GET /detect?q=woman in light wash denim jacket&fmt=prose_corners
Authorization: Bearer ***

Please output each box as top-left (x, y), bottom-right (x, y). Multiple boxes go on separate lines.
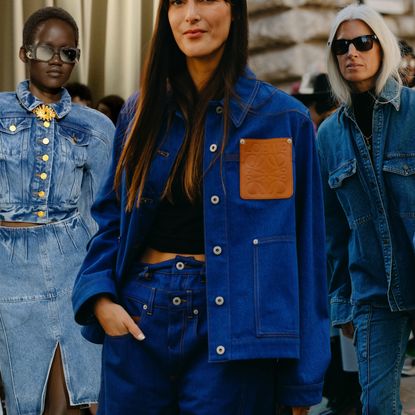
top-left (0, 7), bottom-right (114, 415)
top-left (318, 4), bottom-right (415, 414)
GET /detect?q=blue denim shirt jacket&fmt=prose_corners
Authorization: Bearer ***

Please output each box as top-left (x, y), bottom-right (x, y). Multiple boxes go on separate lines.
top-left (0, 80), bottom-right (114, 228)
top-left (72, 69), bottom-right (330, 406)
top-left (317, 78), bottom-right (415, 327)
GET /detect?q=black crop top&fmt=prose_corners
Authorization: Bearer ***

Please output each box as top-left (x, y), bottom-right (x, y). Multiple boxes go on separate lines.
top-left (146, 160), bottom-right (204, 254)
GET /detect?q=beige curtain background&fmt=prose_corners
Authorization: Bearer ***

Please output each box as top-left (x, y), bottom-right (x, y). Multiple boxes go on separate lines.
top-left (0, 0), bottom-right (159, 102)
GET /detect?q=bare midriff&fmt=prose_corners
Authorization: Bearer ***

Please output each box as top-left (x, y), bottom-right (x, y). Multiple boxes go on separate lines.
top-left (0, 221), bottom-right (42, 227)
top-left (140, 247), bottom-right (205, 264)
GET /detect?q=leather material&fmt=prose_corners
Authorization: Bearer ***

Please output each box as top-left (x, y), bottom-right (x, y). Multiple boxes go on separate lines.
top-left (240, 138), bottom-right (293, 199)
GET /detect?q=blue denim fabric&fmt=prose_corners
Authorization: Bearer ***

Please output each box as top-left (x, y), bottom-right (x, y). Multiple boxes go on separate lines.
top-left (317, 79), bottom-right (415, 325)
top-left (73, 69), bottom-right (330, 406)
top-left (0, 80), bottom-right (114, 226)
top-left (0, 215), bottom-right (102, 415)
top-left (0, 82), bottom-right (114, 415)
top-left (99, 256), bottom-right (276, 415)
top-left (352, 305), bottom-right (412, 415)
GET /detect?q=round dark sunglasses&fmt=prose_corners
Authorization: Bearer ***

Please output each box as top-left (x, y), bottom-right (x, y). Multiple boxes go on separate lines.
top-left (25, 44), bottom-right (80, 64)
top-left (330, 35), bottom-right (378, 56)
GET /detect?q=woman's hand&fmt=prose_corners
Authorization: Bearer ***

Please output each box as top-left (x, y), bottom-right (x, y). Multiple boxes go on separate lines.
top-left (341, 321), bottom-right (355, 339)
top-left (292, 407), bottom-right (309, 415)
top-left (94, 296), bottom-right (145, 341)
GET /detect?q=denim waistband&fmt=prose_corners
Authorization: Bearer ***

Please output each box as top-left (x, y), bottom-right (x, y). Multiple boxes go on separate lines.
top-left (129, 255), bottom-right (206, 277)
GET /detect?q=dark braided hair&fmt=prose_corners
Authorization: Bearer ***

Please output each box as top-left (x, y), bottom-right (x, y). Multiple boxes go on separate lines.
top-left (23, 7), bottom-right (79, 48)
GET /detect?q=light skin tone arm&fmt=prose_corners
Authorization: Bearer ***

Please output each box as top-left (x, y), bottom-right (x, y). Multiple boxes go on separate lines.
top-left (292, 407), bottom-right (309, 414)
top-left (94, 296), bottom-right (146, 341)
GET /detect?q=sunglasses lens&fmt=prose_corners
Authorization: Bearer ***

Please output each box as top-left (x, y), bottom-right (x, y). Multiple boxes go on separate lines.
top-left (355, 36), bottom-right (373, 51)
top-left (333, 40), bottom-right (349, 55)
top-left (60, 48), bottom-right (79, 63)
top-left (35, 45), bottom-right (54, 62)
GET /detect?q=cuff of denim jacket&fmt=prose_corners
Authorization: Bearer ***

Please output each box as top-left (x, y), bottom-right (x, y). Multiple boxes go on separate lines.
top-left (276, 381), bottom-right (324, 407)
top-left (330, 299), bottom-right (353, 328)
top-left (73, 278), bottom-right (117, 325)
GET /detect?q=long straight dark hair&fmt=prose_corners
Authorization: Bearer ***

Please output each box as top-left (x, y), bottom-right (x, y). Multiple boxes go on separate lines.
top-left (115, 0), bottom-right (248, 211)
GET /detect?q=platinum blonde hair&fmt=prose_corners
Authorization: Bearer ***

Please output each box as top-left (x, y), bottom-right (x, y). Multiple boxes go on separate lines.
top-left (327, 4), bottom-right (401, 106)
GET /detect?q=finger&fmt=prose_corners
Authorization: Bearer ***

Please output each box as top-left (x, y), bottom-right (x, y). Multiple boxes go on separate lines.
top-left (125, 316), bottom-right (146, 341)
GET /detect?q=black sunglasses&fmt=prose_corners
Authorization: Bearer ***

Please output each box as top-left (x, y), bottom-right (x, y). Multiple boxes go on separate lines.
top-left (331, 35), bottom-right (379, 56)
top-left (26, 44), bottom-right (80, 64)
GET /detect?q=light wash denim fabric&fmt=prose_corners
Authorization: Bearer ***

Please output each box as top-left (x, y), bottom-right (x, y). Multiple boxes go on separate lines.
top-left (317, 78), bottom-right (415, 413)
top-left (352, 305), bottom-right (412, 415)
top-left (0, 81), bottom-right (114, 415)
top-left (99, 256), bottom-right (277, 415)
top-left (317, 78), bottom-right (415, 325)
top-left (73, 69), bottom-right (330, 407)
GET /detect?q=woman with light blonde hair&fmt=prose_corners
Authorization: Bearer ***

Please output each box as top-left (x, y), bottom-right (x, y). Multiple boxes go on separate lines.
top-left (318, 4), bottom-right (415, 414)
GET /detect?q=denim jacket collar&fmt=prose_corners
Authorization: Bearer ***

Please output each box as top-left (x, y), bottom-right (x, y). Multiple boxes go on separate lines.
top-left (341, 77), bottom-right (401, 120)
top-left (172, 67), bottom-right (260, 128)
top-left (16, 80), bottom-right (72, 119)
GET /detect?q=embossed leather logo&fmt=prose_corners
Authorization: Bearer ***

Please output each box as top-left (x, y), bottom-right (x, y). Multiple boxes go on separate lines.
top-left (240, 138), bottom-right (293, 199)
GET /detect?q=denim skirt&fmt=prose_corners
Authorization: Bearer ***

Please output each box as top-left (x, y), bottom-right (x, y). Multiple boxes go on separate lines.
top-left (0, 214), bottom-right (101, 415)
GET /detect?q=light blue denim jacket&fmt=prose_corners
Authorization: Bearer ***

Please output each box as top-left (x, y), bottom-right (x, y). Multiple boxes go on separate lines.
top-left (317, 78), bottom-right (415, 327)
top-left (0, 80), bottom-right (114, 228)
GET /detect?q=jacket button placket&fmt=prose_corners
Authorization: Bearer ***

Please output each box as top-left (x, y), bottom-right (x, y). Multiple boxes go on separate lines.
top-left (32, 119), bottom-right (54, 220)
top-left (203, 108), bottom-right (230, 361)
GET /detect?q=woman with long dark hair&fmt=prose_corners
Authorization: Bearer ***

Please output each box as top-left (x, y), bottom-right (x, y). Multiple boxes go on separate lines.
top-left (73, 1), bottom-right (329, 414)
top-left (0, 7), bottom-right (114, 415)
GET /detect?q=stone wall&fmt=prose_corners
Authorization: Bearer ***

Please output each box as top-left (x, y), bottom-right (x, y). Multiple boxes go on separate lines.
top-left (247, 0), bottom-right (415, 91)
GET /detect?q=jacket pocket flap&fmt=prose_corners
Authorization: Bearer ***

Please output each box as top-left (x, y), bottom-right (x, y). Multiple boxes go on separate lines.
top-left (328, 159), bottom-right (357, 189)
top-left (0, 118), bottom-right (31, 134)
top-left (383, 157), bottom-right (415, 176)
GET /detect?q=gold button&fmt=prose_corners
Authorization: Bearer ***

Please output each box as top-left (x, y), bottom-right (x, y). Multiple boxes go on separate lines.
top-left (37, 211), bottom-right (45, 218)
top-left (43, 121), bottom-right (50, 128)
top-left (42, 155), bottom-right (49, 161)
top-left (40, 173), bottom-right (47, 180)
top-left (42, 138), bottom-right (50, 145)
top-left (9, 125), bottom-right (16, 132)
top-left (38, 191), bottom-right (45, 198)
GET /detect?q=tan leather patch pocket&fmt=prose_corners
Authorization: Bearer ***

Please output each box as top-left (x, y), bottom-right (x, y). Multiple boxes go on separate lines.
top-left (240, 138), bottom-right (293, 200)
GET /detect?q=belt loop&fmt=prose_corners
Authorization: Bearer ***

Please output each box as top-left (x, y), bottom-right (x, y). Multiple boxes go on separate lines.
top-left (186, 289), bottom-right (193, 319)
top-left (146, 287), bottom-right (156, 316)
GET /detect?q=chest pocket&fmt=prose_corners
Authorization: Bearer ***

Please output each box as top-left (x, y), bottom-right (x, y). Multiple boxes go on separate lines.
top-left (54, 126), bottom-right (90, 205)
top-left (58, 126), bottom-right (90, 166)
top-left (0, 118), bottom-right (31, 157)
top-left (328, 159), bottom-right (372, 228)
top-left (383, 155), bottom-right (415, 215)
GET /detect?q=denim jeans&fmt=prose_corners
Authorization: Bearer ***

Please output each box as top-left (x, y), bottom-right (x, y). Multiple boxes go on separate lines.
top-left (98, 256), bottom-right (277, 415)
top-left (352, 304), bottom-right (412, 415)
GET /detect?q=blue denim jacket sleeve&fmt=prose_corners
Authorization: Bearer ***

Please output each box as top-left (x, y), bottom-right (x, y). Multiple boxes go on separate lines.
top-left (317, 121), bottom-right (353, 327)
top-left (72, 93), bottom-right (138, 330)
top-left (276, 117), bottom-right (331, 406)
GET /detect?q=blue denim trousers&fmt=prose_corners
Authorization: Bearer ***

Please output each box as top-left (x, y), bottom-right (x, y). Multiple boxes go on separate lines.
top-left (352, 304), bottom-right (412, 415)
top-left (98, 256), bottom-right (277, 415)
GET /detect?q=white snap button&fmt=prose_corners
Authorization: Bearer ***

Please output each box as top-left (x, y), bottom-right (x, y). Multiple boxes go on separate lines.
top-left (211, 195), bottom-right (220, 204)
top-left (216, 345), bottom-right (225, 355)
top-left (215, 296), bottom-right (224, 306)
top-left (176, 262), bottom-right (185, 270)
top-left (193, 309), bottom-right (199, 315)
top-left (42, 138), bottom-right (50, 145)
top-left (143, 304), bottom-right (148, 310)
top-left (209, 144), bottom-right (217, 153)
top-left (172, 297), bottom-right (181, 306)
top-left (213, 246), bottom-right (222, 255)
top-left (216, 106), bottom-right (223, 114)
top-left (253, 239), bottom-right (259, 245)
top-left (287, 138), bottom-right (292, 144)
top-left (9, 125), bottom-right (16, 132)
